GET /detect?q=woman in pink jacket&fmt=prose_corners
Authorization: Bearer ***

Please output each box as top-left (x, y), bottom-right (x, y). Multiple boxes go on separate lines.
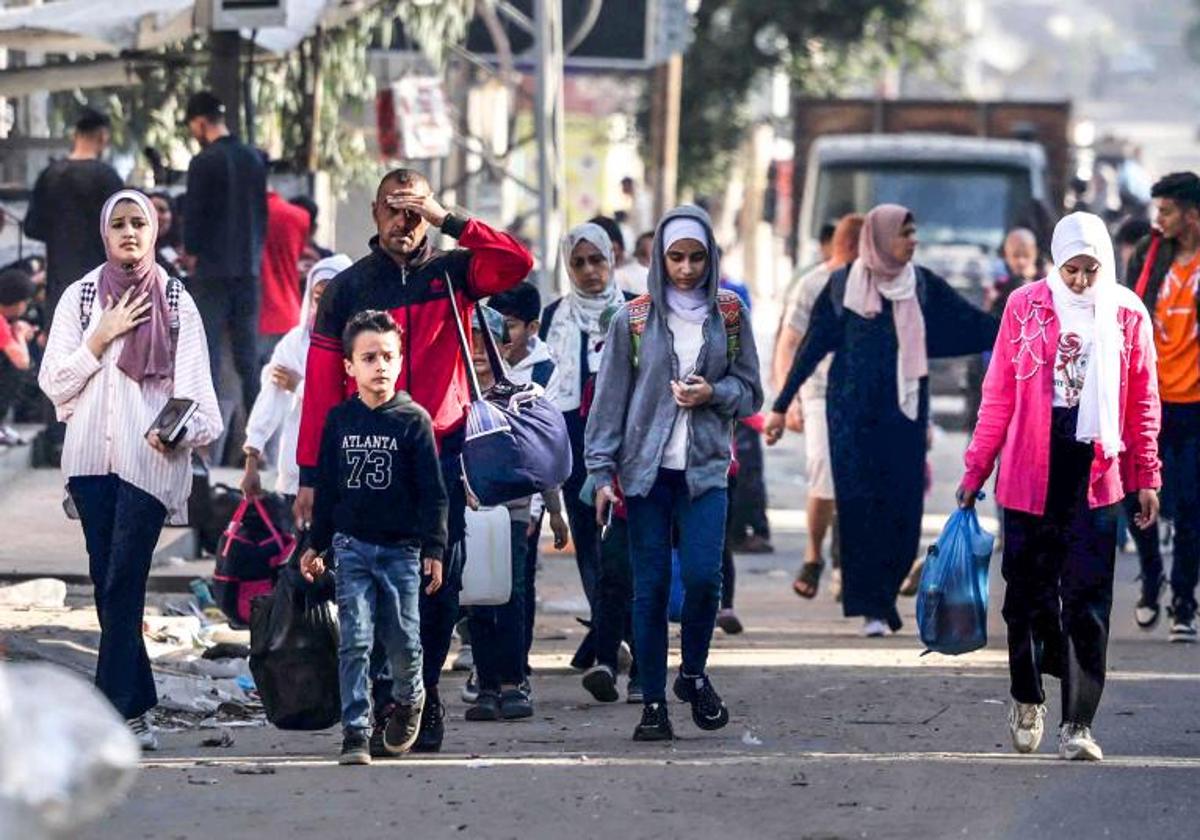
top-left (959, 212), bottom-right (1161, 762)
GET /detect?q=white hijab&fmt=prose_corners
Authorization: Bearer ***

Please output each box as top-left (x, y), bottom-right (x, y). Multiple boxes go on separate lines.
top-left (1046, 212), bottom-right (1122, 458)
top-left (545, 223), bottom-right (625, 411)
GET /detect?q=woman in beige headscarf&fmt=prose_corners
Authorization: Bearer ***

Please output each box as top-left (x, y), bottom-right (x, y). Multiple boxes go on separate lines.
top-left (765, 204), bottom-right (998, 636)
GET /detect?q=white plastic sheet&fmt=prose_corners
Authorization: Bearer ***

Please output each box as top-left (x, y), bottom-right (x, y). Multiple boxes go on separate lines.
top-left (0, 663), bottom-right (139, 839)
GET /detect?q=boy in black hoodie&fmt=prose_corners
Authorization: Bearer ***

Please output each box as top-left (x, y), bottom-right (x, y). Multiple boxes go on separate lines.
top-left (301, 310), bottom-right (448, 765)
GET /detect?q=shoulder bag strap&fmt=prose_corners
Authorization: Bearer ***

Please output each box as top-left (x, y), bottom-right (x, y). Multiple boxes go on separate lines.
top-left (442, 271), bottom-right (483, 401)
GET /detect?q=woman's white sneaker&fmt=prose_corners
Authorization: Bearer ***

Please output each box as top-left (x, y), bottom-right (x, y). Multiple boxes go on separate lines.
top-left (1058, 723), bottom-right (1103, 761)
top-left (1008, 701), bottom-right (1046, 753)
top-left (862, 618), bottom-right (888, 638)
top-left (127, 713), bottom-right (159, 751)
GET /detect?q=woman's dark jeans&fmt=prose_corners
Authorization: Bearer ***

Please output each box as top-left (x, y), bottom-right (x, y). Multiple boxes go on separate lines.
top-left (626, 469), bottom-right (726, 704)
top-left (594, 515), bottom-right (638, 680)
top-left (68, 474), bottom-right (167, 719)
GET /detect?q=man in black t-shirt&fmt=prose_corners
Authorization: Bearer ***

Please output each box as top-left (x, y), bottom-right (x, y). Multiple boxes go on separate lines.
top-left (182, 90), bottom-right (268, 417)
top-left (24, 109), bottom-right (124, 323)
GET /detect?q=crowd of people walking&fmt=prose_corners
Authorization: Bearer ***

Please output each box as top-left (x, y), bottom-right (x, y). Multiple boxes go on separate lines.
top-left (6, 92), bottom-right (1199, 767)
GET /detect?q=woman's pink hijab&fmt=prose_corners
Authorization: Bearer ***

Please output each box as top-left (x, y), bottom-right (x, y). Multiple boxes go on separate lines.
top-left (844, 203), bottom-right (928, 419)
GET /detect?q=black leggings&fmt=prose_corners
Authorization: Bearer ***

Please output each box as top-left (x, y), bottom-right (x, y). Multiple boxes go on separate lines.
top-left (1002, 407), bottom-right (1118, 726)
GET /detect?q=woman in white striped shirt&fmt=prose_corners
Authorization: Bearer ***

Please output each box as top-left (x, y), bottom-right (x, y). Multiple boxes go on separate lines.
top-left (38, 189), bottom-right (222, 749)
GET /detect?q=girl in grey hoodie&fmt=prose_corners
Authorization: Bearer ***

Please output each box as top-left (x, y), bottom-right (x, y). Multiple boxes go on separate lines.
top-left (585, 205), bottom-right (763, 741)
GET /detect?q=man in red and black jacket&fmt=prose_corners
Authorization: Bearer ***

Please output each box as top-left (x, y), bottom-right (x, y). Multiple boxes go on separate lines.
top-left (295, 168), bottom-right (532, 752)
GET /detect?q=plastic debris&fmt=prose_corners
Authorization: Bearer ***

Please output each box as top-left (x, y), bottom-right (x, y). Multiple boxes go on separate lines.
top-left (0, 579), bottom-right (67, 610)
top-left (741, 730), bottom-right (763, 747)
top-left (0, 662), bottom-right (140, 839)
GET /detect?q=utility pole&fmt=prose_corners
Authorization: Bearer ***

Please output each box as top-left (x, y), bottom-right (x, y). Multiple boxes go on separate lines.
top-left (648, 50), bottom-right (681, 221)
top-left (208, 30), bottom-right (242, 136)
top-left (534, 0), bottom-right (566, 300)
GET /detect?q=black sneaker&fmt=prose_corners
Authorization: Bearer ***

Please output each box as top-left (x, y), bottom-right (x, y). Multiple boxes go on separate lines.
top-left (582, 664), bottom-right (619, 703)
top-left (383, 697), bottom-right (425, 754)
top-left (499, 688), bottom-right (534, 720)
top-left (1170, 600), bottom-right (1198, 643)
top-left (673, 672), bottom-right (730, 731)
top-left (632, 702), bottom-right (674, 741)
top-left (339, 730), bottom-right (372, 765)
top-left (412, 700), bottom-right (445, 752)
top-left (464, 690), bottom-right (501, 721)
top-left (370, 702), bottom-right (396, 758)
top-left (626, 678), bottom-right (644, 705)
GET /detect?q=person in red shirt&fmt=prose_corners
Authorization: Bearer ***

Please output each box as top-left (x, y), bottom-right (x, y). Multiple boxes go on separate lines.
top-left (258, 191), bottom-right (312, 362)
top-left (295, 168), bottom-right (532, 754)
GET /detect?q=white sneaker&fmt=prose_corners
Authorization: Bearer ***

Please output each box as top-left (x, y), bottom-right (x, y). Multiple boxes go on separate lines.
top-left (1058, 723), bottom-right (1103, 761)
top-left (862, 618), bottom-right (888, 638)
top-left (1007, 701), bottom-right (1046, 754)
top-left (127, 713), bottom-right (159, 751)
top-left (617, 641), bottom-right (633, 675)
top-left (452, 644), bottom-right (474, 671)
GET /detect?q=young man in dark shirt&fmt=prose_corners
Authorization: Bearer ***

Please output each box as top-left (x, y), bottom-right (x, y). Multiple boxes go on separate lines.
top-left (302, 310), bottom-right (448, 765)
top-left (182, 90), bottom-right (269, 417)
top-left (24, 108), bottom-right (124, 322)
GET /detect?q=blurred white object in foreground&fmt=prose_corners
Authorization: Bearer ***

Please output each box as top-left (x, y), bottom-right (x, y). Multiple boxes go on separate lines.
top-left (0, 662), bottom-right (140, 838)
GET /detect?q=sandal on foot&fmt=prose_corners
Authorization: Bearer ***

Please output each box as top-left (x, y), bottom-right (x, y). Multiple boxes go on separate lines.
top-left (792, 562), bottom-right (824, 599)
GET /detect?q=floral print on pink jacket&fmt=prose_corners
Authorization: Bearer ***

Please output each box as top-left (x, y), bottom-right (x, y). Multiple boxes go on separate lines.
top-left (962, 280), bottom-right (1162, 515)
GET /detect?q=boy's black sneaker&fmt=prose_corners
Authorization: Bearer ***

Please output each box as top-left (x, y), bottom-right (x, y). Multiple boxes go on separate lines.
top-left (1170, 600), bottom-right (1198, 643)
top-left (673, 672), bottom-right (730, 731)
top-left (370, 702), bottom-right (396, 758)
top-left (384, 697), bottom-right (425, 754)
top-left (632, 702), bottom-right (674, 741)
top-left (500, 688), bottom-right (533, 720)
top-left (339, 730), bottom-right (372, 765)
top-left (465, 690), bottom-right (501, 721)
top-left (412, 700), bottom-right (445, 752)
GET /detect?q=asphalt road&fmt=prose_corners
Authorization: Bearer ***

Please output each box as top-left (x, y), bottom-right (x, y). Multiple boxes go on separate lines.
top-left (18, 430), bottom-right (1200, 839)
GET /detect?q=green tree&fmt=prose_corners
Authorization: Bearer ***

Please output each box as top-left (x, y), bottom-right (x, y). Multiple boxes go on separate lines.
top-left (49, 0), bottom-right (476, 194)
top-left (650, 0), bottom-right (936, 195)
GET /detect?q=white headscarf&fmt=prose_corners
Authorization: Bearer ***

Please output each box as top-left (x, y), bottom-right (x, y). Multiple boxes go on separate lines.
top-left (1046, 212), bottom-right (1122, 458)
top-left (300, 253), bottom-right (352, 331)
top-left (660, 217), bottom-right (710, 323)
top-left (545, 222), bottom-right (625, 411)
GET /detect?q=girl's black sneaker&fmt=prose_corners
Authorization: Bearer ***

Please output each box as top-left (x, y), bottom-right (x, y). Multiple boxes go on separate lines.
top-left (632, 702), bottom-right (674, 741)
top-left (465, 690), bottom-right (501, 721)
top-left (412, 700), bottom-right (445, 752)
top-left (673, 672), bottom-right (730, 731)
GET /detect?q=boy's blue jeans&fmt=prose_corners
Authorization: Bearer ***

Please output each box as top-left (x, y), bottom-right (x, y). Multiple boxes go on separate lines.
top-left (334, 533), bottom-right (424, 732)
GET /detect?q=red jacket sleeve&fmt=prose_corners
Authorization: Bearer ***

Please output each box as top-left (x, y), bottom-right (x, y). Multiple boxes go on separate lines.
top-left (962, 297), bottom-right (1018, 495)
top-left (297, 280), bottom-right (350, 485)
top-left (1122, 307), bottom-right (1162, 491)
top-left (445, 216), bottom-right (533, 299)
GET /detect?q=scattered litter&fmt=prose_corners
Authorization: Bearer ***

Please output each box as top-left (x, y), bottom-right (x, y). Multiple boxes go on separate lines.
top-left (187, 778), bottom-right (219, 786)
top-left (200, 730), bottom-right (235, 749)
top-left (204, 643), bottom-right (251, 661)
top-left (155, 673), bottom-right (253, 714)
top-left (981, 699), bottom-right (1005, 705)
top-left (0, 578), bottom-right (67, 609)
top-left (741, 730), bottom-right (763, 747)
top-left (232, 765), bottom-right (276, 776)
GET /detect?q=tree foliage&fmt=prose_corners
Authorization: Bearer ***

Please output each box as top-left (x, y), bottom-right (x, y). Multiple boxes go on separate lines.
top-left (48, 0), bottom-right (476, 193)
top-left (651, 0), bottom-right (936, 194)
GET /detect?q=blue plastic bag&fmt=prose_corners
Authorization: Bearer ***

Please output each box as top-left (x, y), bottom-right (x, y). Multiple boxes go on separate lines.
top-left (916, 506), bottom-right (994, 655)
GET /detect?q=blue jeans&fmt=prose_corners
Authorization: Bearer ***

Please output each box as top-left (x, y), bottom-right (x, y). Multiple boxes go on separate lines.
top-left (626, 469), bottom-right (727, 704)
top-left (334, 533), bottom-right (424, 732)
top-left (468, 521), bottom-right (528, 690)
top-left (68, 474), bottom-right (167, 719)
top-left (1124, 402), bottom-right (1200, 615)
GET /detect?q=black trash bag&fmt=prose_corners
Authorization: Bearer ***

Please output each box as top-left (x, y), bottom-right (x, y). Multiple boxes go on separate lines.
top-left (249, 551), bottom-right (340, 731)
